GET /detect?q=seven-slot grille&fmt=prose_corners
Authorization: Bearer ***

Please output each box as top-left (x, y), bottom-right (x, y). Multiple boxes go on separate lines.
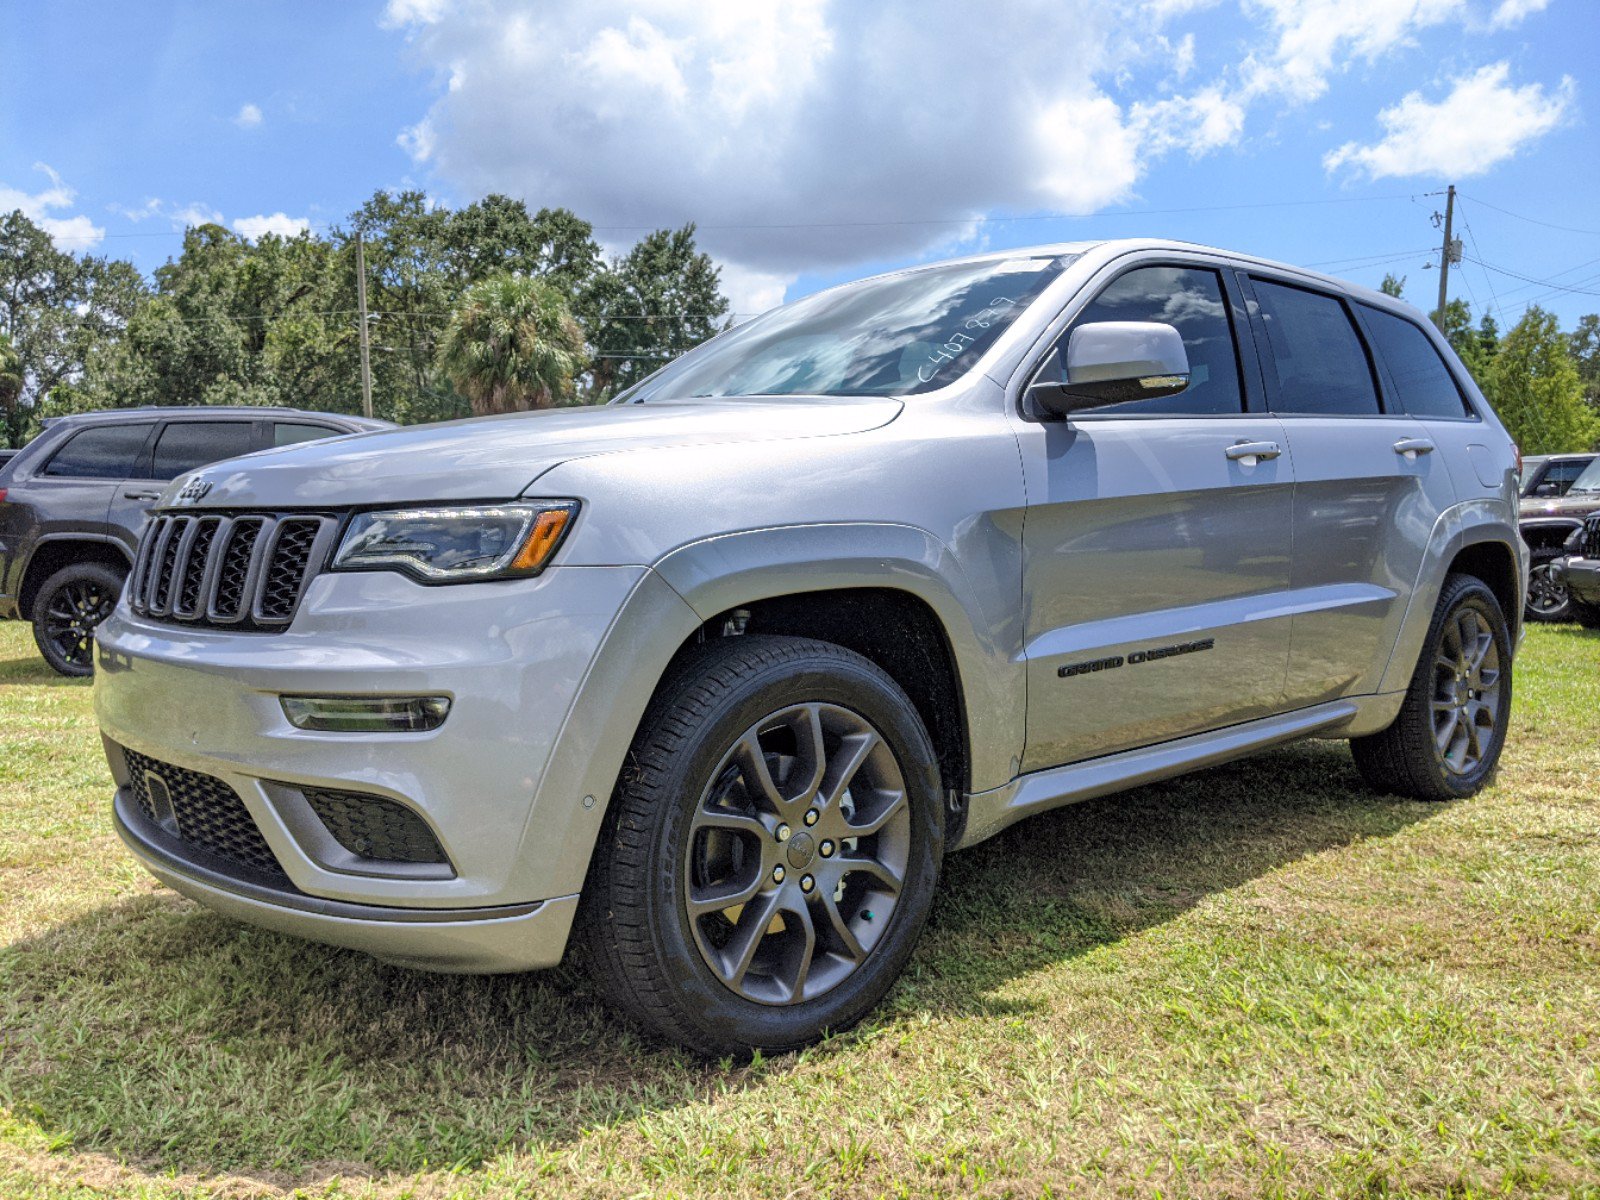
top-left (121, 746), bottom-right (287, 880)
top-left (128, 512), bottom-right (336, 631)
top-left (1585, 515), bottom-right (1600, 560)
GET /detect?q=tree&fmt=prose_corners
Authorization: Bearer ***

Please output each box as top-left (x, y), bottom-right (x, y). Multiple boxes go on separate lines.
top-left (1481, 306), bottom-right (1600, 455)
top-left (1571, 313), bottom-right (1600, 416)
top-left (581, 224), bottom-right (728, 399)
top-left (0, 210), bottom-right (148, 445)
top-left (0, 331), bottom-right (20, 428)
top-left (436, 274), bottom-right (586, 414)
top-left (1380, 273), bottom-right (1405, 298)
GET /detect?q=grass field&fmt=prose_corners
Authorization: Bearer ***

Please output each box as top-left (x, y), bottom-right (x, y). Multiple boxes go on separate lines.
top-left (1, 619), bottom-right (1597, 1199)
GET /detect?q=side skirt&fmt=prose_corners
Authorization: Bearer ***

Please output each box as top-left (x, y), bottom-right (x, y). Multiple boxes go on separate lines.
top-left (956, 695), bottom-right (1400, 851)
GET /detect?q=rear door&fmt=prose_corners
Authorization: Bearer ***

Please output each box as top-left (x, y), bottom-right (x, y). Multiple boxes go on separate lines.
top-left (106, 418), bottom-right (260, 546)
top-left (1239, 275), bottom-right (1456, 707)
top-left (1014, 258), bottom-right (1296, 770)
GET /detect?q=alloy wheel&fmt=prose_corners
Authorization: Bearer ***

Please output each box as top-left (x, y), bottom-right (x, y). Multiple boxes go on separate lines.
top-left (1431, 605), bottom-right (1503, 776)
top-left (1526, 561), bottom-right (1569, 617)
top-left (683, 702), bottom-right (911, 1006)
top-left (42, 580), bottom-right (115, 671)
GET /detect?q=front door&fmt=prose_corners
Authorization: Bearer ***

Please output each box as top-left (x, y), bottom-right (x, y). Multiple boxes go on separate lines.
top-left (1015, 262), bottom-right (1296, 771)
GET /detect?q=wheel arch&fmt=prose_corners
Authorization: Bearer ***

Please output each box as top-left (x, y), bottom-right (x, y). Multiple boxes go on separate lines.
top-left (20, 536), bottom-right (134, 616)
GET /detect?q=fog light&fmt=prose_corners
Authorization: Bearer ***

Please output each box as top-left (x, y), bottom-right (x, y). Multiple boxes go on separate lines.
top-left (280, 695), bottom-right (451, 733)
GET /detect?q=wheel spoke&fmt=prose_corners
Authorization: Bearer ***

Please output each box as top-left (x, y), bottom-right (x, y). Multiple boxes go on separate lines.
top-left (1434, 709), bottom-right (1461, 754)
top-left (846, 788), bottom-right (907, 838)
top-left (688, 872), bottom-right (764, 918)
top-left (822, 730), bottom-right (878, 809)
top-left (840, 855), bottom-right (903, 896)
top-left (1463, 710), bottom-right (1485, 763)
top-left (819, 891), bottom-right (865, 961)
top-left (733, 735), bottom-right (786, 813)
top-left (790, 705), bottom-right (828, 804)
top-left (779, 895), bottom-right (817, 1002)
top-left (694, 808), bottom-right (769, 840)
top-left (719, 888), bottom-right (782, 986)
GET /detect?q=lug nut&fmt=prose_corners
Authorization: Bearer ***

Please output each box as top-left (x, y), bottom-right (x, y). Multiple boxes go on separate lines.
top-left (820, 840), bottom-right (835, 857)
top-left (772, 865), bottom-right (786, 884)
top-left (804, 809), bottom-right (819, 827)
top-left (800, 874), bottom-right (815, 893)
top-left (774, 823), bottom-right (791, 843)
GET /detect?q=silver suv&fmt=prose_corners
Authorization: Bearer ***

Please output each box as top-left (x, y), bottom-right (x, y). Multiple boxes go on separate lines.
top-left (93, 240), bottom-right (1525, 1054)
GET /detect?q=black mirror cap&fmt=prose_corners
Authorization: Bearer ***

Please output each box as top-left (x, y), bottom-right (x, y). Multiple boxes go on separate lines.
top-left (1027, 372), bottom-right (1190, 420)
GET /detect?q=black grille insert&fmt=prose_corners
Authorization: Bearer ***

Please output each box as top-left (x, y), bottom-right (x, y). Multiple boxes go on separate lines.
top-left (130, 511), bottom-right (335, 632)
top-left (303, 788), bottom-right (448, 864)
top-left (121, 747), bottom-right (287, 880)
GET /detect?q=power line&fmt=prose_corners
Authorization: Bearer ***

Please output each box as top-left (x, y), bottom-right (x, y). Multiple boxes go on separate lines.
top-left (1459, 255), bottom-right (1600, 297)
top-left (1457, 194), bottom-right (1600, 238)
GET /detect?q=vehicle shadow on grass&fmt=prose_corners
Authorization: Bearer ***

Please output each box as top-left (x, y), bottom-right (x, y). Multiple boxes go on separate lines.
top-left (0, 653), bottom-right (87, 686)
top-left (0, 739), bottom-right (1440, 1186)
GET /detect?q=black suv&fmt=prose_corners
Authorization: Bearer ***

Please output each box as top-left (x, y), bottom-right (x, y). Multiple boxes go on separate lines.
top-left (0, 406), bottom-right (390, 675)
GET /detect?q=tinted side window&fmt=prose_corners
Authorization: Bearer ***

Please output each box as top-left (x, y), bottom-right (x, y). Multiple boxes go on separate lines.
top-left (43, 424), bottom-right (154, 479)
top-left (1543, 461), bottom-right (1589, 492)
top-left (272, 422), bottom-right (339, 447)
top-left (1251, 279), bottom-right (1381, 416)
top-left (151, 421), bottom-right (257, 480)
top-left (1039, 266), bottom-right (1244, 416)
top-left (1360, 306), bottom-right (1472, 419)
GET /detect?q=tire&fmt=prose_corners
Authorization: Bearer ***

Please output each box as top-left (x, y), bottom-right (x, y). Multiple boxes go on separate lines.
top-left (1525, 546), bottom-right (1574, 623)
top-left (30, 561), bottom-right (125, 678)
top-left (1351, 573), bottom-right (1512, 802)
top-left (579, 634), bottom-right (945, 1056)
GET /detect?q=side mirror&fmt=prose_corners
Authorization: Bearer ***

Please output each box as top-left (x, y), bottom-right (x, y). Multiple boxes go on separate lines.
top-left (1533, 482), bottom-right (1559, 497)
top-left (1028, 321), bottom-right (1190, 419)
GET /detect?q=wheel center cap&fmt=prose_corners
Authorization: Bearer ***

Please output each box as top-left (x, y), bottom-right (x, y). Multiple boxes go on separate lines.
top-left (786, 831), bottom-right (817, 870)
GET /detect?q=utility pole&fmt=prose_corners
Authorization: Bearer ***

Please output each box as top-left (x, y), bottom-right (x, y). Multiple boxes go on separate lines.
top-left (1433, 184), bottom-right (1461, 333)
top-left (355, 230), bottom-right (374, 420)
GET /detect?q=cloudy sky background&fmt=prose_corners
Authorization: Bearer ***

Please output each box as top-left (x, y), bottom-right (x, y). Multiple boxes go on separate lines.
top-left (2, 0), bottom-right (1595, 326)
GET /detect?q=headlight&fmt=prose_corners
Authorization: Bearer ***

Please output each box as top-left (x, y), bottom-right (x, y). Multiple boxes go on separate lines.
top-left (331, 501), bottom-right (577, 583)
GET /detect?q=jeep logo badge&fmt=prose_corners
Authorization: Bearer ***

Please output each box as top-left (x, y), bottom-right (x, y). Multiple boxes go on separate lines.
top-left (175, 478), bottom-right (213, 505)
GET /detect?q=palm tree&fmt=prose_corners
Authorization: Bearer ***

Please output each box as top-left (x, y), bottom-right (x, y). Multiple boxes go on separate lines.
top-left (436, 275), bottom-right (587, 415)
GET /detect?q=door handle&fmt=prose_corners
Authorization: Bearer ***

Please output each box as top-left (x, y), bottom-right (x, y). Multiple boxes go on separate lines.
top-left (1226, 440), bottom-right (1282, 463)
top-left (1393, 437), bottom-right (1435, 458)
top-left (123, 490), bottom-right (160, 501)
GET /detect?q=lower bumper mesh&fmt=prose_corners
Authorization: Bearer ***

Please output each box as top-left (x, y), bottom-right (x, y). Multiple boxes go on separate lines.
top-left (120, 747), bottom-right (287, 880)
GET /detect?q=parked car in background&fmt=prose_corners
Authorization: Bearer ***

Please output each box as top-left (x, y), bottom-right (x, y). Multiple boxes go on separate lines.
top-left (1548, 514), bottom-right (1600, 629)
top-left (93, 240), bottom-right (1524, 1055)
top-left (0, 406), bottom-right (391, 675)
top-left (1519, 453), bottom-right (1595, 502)
top-left (1520, 453), bottom-right (1600, 622)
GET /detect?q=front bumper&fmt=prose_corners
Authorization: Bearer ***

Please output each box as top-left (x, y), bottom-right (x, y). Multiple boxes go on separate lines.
top-left (94, 562), bottom-right (703, 970)
top-left (1552, 556), bottom-right (1600, 604)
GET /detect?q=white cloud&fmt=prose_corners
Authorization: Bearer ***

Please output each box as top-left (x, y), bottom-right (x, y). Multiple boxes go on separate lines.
top-left (234, 102), bottom-right (264, 129)
top-left (383, 0), bottom-right (1258, 291)
top-left (1241, 0), bottom-right (1467, 101)
top-left (1489, 0), bottom-right (1550, 26)
top-left (716, 262), bottom-right (794, 321)
top-left (231, 212), bottom-right (311, 240)
top-left (1324, 62), bottom-right (1574, 179)
top-left (113, 198), bottom-right (225, 229)
top-left (0, 163), bottom-right (104, 249)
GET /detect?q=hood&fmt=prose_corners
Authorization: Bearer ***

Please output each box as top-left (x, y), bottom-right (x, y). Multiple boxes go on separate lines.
top-left (162, 397), bottom-right (903, 510)
top-left (1520, 492), bottom-right (1600, 520)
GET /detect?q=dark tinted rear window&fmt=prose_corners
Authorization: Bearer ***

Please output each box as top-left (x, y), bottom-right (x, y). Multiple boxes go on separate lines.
top-left (1360, 306), bottom-right (1473, 419)
top-left (152, 421), bottom-right (257, 479)
top-left (1252, 279), bottom-right (1381, 416)
top-left (43, 423), bottom-right (154, 479)
top-left (272, 421), bottom-right (339, 447)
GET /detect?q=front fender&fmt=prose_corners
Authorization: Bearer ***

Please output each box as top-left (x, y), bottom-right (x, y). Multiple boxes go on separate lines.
top-left (653, 522), bottom-right (1025, 793)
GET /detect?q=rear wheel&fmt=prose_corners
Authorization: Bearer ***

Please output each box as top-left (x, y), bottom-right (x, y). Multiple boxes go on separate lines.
top-left (31, 562), bottom-right (124, 678)
top-left (1351, 573), bottom-right (1512, 801)
top-left (1525, 546), bottom-right (1573, 622)
top-left (579, 635), bottom-right (944, 1056)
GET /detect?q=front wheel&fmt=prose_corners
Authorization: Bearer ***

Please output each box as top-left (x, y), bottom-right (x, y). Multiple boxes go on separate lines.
top-left (579, 635), bottom-right (944, 1056)
top-left (1525, 546), bottom-right (1574, 622)
top-left (1351, 573), bottom-right (1512, 801)
top-left (31, 562), bottom-right (125, 678)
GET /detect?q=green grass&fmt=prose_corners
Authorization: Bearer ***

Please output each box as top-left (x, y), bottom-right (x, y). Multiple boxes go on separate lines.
top-left (1, 618), bottom-right (1597, 1199)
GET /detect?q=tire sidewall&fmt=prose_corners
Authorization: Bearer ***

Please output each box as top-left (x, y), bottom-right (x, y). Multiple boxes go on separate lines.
top-left (31, 561), bottom-right (125, 678)
top-left (1525, 547), bottom-right (1572, 623)
top-left (640, 649), bottom-right (944, 1052)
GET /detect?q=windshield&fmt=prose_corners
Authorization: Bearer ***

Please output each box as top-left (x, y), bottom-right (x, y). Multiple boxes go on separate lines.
top-left (617, 254), bottom-right (1076, 403)
top-left (1569, 457), bottom-right (1600, 493)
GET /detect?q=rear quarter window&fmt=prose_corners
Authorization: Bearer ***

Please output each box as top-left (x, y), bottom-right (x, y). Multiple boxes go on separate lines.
top-left (1360, 306), bottom-right (1474, 419)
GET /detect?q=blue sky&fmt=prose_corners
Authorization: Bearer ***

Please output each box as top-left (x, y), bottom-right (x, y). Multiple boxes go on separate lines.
top-left (3, 0), bottom-right (1596, 329)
